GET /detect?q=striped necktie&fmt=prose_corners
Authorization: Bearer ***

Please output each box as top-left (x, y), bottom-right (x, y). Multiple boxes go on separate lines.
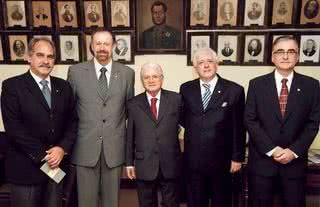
top-left (202, 83), bottom-right (211, 110)
top-left (279, 78), bottom-right (288, 117)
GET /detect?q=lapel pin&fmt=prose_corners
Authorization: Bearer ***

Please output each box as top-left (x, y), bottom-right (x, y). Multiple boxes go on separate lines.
top-left (218, 90), bottom-right (221, 93)
top-left (56, 89), bottom-right (60, 93)
top-left (297, 88), bottom-right (301, 92)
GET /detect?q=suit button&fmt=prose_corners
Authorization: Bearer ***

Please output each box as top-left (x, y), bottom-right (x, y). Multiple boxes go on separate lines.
top-left (154, 150), bottom-right (158, 154)
top-left (51, 129), bottom-right (55, 133)
top-left (99, 136), bottom-right (103, 139)
top-left (103, 119), bottom-right (106, 123)
top-left (103, 103), bottom-right (106, 107)
top-left (49, 113), bottom-right (53, 119)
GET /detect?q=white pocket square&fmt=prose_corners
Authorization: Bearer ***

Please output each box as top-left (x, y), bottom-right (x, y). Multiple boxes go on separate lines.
top-left (221, 102), bottom-right (228, 107)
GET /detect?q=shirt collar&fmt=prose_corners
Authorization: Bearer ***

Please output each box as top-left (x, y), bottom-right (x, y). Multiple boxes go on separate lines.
top-left (29, 70), bottom-right (51, 86)
top-left (200, 75), bottom-right (218, 89)
top-left (94, 58), bottom-right (112, 74)
top-left (274, 69), bottom-right (294, 86)
top-left (146, 90), bottom-right (161, 102)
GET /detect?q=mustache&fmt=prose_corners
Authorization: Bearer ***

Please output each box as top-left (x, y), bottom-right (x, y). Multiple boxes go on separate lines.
top-left (97, 50), bottom-right (109, 54)
top-left (39, 64), bottom-right (51, 68)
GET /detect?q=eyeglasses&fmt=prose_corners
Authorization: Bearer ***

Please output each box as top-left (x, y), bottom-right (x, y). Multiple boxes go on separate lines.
top-left (273, 49), bottom-right (298, 57)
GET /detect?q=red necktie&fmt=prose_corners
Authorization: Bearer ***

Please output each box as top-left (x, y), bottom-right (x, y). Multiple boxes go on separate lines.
top-left (279, 78), bottom-right (288, 117)
top-left (151, 98), bottom-right (157, 119)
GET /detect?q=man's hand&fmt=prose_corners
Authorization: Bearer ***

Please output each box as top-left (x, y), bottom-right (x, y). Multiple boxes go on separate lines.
top-left (271, 146), bottom-right (284, 158)
top-left (274, 148), bottom-right (295, 164)
top-left (126, 166), bottom-right (136, 180)
top-left (230, 161), bottom-right (242, 173)
top-left (45, 146), bottom-right (65, 169)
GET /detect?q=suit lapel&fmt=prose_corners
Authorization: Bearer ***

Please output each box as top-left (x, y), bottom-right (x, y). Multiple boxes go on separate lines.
top-left (50, 79), bottom-right (62, 112)
top-left (105, 63), bottom-right (121, 103)
top-left (283, 72), bottom-right (301, 123)
top-left (137, 93), bottom-right (157, 123)
top-left (157, 90), bottom-right (169, 124)
top-left (189, 79), bottom-right (204, 113)
top-left (265, 72), bottom-right (282, 122)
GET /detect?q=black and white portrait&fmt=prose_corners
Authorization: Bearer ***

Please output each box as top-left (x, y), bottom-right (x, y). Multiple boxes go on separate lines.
top-left (9, 35), bottom-right (28, 61)
top-left (272, 0), bottom-right (293, 24)
top-left (300, 0), bottom-right (320, 24)
top-left (32, 1), bottom-right (52, 27)
top-left (244, 0), bottom-right (265, 26)
top-left (111, 0), bottom-right (130, 27)
top-left (299, 35), bottom-right (320, 63)
top-left (187, 33), bottom-right (213, 65)
top-left (84, 1), bottom-right (104, 27)
top-left (217, 35), bottom-right (238, 63)
top-left (60, 35), bottom-right (79, 61)
top-left (190, 0), bottom-right (210, 26)
top-left (13, 40), bottom-right (26, 57)
top-left (217, 0), bottom-right (238, 26)
top-left (244, 35), bottom-right (265, 63)
top-left (112, 34), bottom-right (131, 62)
top-left (6, 1), bottom-right (27, 27)
top-left (57, 2), bottom-right (78, 27)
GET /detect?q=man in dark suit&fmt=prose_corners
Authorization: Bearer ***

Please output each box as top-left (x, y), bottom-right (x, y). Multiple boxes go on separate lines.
top-left (1, 37), bottom-right (77, 207)
top-left (221, 41), bottom-right (234, 57)
top-left (180, 47), bottom-right (246, 207)
top-left (303, 39), bottom-right (316, 57)
top-left (245, 36), bottom-right (320, 207)
top-left (126, 63), bottom-right (182, 207)
top-left (142, 1), bottom-right (181, 49)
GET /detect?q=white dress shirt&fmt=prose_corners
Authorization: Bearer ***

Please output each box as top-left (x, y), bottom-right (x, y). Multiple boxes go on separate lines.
top-left (94, 58), bottom-right (112, 87)
top-left (199, 75), bottom-right (218, 97)
top-left (29, 70), bottom-right (51, 91)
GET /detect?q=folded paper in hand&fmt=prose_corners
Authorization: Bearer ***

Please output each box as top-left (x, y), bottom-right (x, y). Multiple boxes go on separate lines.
top-left (40, 162), bottom-right (66, 183)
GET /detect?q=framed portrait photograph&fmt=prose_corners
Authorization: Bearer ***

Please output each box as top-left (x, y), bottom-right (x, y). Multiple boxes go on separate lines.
top-left (32, 1), bottom-right (52, 28)
top-left (299, 35), bottom-right (320, 64)
top-left (243, 0), bottom-right (266, 26)
top-left (188, 0), bottom-right (211, 28)
top-left (136, 0), bottom-right (185, 53)
top-left (112, 32), bottom-right (134, 64)
top-left (216, 0), bottom-right (239, 26)
top-left (216, 33), bottom-right (240, 64)
top-left (84, 1), bottom-right (104, 28)
top-left (300, 0), bottom-right (320, 25)
top-left (111, 0), bottom-right (131, 28)
top-left (271, 0), bottom-right (295, 25)
top-left (5, 1), bottom-right (27, 28)
top-left (57, 1), bottom-right (78, 28)
top-left (85, 34), bottom-right (93, 61)
top-left (8, 35), bottom-right (28, 61)
top-left (32, 34), bottom-right (52, 40)
top-left (243, 34), bottom-right (266, 64)
top-left (187, 32), bottom-right (214, 66)
top-left (59, 34), bottom-right (81, 63)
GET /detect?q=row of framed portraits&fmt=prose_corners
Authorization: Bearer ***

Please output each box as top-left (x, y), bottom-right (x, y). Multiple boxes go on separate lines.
top-left (0, 31), bottom-right (319, 66)
top-left (0, 0), bottom-right (319, 30)
top-left (187, 31), bottom-right (320, 66)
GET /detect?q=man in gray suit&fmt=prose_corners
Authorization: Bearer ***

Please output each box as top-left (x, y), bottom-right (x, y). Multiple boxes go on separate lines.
top-left (126, 63), bottom-right (182, 207)
top-left (67, 29), bottom-right (135, 207)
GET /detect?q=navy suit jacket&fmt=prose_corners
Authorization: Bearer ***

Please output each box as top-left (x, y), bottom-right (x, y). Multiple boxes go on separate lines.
top-left (1, 71), bottom-right (78, 184)
top-left (245, 71), bottom-right (320, 178)
top-left (180, 76), bottom-right (246, 174)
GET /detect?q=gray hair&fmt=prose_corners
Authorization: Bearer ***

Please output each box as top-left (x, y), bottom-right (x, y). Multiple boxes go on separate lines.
top-left (140, 63), bottom-right (164, 81)
top-left (192, 47), bottom-right (218, 67)
top-left (28, 37), bottom-right (56, 58)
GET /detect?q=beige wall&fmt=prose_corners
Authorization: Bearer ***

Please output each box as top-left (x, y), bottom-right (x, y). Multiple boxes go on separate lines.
top-left (0, 54), bottom-right (319, 147)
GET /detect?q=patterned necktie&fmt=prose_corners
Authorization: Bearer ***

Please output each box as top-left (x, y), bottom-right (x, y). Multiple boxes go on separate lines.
top-left (40, 79), bottom-right (51, 108)
top-left (99, 67), bottom-right (108, 97)
top-left (151, 98), bottom-right (157, 119)
top-left (279, 78), bottom-right (288, 117)
top-left (202, 83), bottom-right (211, 110)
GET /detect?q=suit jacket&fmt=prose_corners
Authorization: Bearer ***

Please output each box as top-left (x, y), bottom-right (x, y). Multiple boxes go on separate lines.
top-left (142, 25), bottom-right (181, 49)
top-left (221, 47), bottom-right (234, 57)
top-left (125, 90), bottom-right (182, 180)
top-left (180, 76), bottom-right (246, 174)
top-left (68, 60), bottom-right (135, 168)
top-left (244, 71), bottom-right (320, 178)
top-left (1, 71), bottom-right (77, 184)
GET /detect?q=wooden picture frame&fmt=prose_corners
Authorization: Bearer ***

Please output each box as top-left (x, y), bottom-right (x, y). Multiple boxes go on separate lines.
top-left (84, 34), bottom-right (93, 61)
top-left (271, 0), bottom-right (296, 25)
top-left (299, 34), bottom-right (320, 64)
top-left (187, 0), bottom-right (212, 28)
top-left (300, 0), bottom-right (320, 25)
top-left (243, 0), bottom-right (267, 27)
top-left (216, 33), bottom-right (241, 65)
top-left (8, 34), bottom-right (28, 62)
top-left (84, 1), bottom-right (105, 28)
top-left (32, 1), bottom-right (52, 28)
top-left (57, 1), bottom-right (78, 28)
top-left (5, 0), bottom-right (27, 28)
top-left (187, 32), bottom-right (214, 66)
top-left (59, 34), bottom-right (81, 63)
top-left (216, 0), bottom-right (239, 27)
top-left (242, 33), bottom-right (267, 65)
top-left (112, 32), bottom-right (134, 64)
top-left (136, 0), bottom-right (185, 54)
top-left (110, 0), bottom-right (132, 29)
top-left (0, 35), bottom-right (4, 62)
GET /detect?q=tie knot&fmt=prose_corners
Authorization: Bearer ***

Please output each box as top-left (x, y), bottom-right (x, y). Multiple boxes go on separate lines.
top-left (151, 97), bottom-right (157, 104)
top-left (203, 83), bottom-right (210, 90)
top-left (100, 67), bottom-right (107, 74)
top-left (281, 78), bottom-right (288, 85)
top-left (40, 79), bottom-right (48, 86)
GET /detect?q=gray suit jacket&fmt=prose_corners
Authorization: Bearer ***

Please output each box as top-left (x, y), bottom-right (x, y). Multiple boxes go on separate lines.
top-left (125, 90), bottom-right (182, 180)
top-left (68, 60), bottom-right (135, 168)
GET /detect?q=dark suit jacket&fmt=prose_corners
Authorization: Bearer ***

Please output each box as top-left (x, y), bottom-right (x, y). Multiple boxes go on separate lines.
top-left (125, 90), bottom-right (182, 180)
top-left (221, 47), bottom-right (234, 57)
top-left (180, 76), bottom-right (246, 174)
top-left (1, 71), bottom-right (78, 184)
top-left (142, 25), bottom-right (181, 49)
top-left (244, 71), bottom-right (320, 178)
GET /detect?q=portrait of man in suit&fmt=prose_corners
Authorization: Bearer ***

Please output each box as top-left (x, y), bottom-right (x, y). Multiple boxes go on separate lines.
top-left (277, 1), bottom-right (288, 15)
top-left (303, 39), bottom-right (317, 57)
top-left (61, 4), bottom-right (74, 23)
top-left (192, 2), bottom-right (206, 21)
top-left (180, 47), bottom-right (246, 207)
top-left (221, 41), bottom-right (234, 57)
top-left (247, 38), bottom-right (262, 57)
top-left (304, 0), bottom-right (319, 19)
top-left (1, 37), bottom-right (77, 207)
top-left (245, 36), bottom-right (320, 207)
top-left (114, 38), bottom-right (128, 56)
top-left (247, 2), bottom-right (262, 20)
top-left (67, 29), bottom-right (135, 207)
top-left (142, 1), bottom-right (181, 49)
top-left (87, 3), bottom-right (100, 23)
top-left (13, 39), bottom-right (26, 58)
top-left (220, 1), bottom-right (234, 21)
top-left (63, 40), bottom-right (75, 58)
top-left (126, 63), bottom-right (182, 207)
top-left (10, 4), bottom-right (24, 21)
top-left (35, 7), bottom-right (48, 20)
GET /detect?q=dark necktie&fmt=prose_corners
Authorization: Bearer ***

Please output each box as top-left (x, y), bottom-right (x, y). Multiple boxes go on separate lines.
top-left (99, 67), bottom-right (108, 98)
top-left (279, 78), bottom-right (288, 117)
top-left (40, 79), bottom-right (51, 108)
top-left (202, 83), bottom-right (211, 110)
top-left (151, 98), bottom-right (157, 119)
